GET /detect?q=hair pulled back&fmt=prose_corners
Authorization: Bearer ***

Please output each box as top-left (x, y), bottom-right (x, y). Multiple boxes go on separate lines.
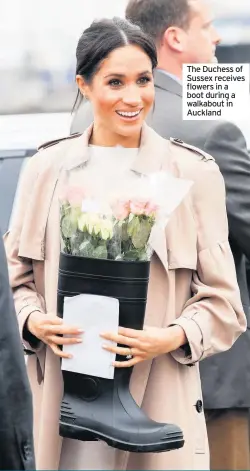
top-left (73, 17), bottom-right (157, 111)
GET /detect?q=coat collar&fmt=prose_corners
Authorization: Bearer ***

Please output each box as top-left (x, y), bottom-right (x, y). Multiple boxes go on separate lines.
top-left (154, 69), bottom-right (183, 98)
top-left (63, 122), bottom-right (169, 176)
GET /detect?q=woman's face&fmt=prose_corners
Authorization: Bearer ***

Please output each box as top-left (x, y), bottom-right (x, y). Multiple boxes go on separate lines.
top-left (77, 44), bottom-right (155, 145)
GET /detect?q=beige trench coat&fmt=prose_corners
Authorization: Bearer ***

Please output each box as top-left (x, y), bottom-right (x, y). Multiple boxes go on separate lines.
top-left (4, 124), bottom-right (245, 470)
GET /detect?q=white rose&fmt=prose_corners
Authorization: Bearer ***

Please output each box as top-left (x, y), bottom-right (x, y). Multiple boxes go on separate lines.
top-left (78, 213), bottom-right (88, 232)
top-left (100, 219), bottom-right (113, 240)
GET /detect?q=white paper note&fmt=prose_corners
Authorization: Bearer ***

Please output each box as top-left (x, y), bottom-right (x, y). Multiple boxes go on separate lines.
top-left (61, 294), bottom-right (119, 379)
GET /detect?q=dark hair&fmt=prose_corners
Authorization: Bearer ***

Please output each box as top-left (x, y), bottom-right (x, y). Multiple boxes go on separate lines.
top-left (126, 0), bottom-right (192, 44)
top-left (73, 17), bottom-right (157, 111)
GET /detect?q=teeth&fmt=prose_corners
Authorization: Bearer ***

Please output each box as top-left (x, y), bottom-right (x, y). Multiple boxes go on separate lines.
top-left (117, 110), bottom-right (141, 117)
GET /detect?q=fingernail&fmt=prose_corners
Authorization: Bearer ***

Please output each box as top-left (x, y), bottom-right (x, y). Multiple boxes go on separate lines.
top-left (77, 329), bottom-right (84, 333)
top-left (76, 339), bottom-right (82, 343)
top-left (102, 345), bottom-right (108, 350)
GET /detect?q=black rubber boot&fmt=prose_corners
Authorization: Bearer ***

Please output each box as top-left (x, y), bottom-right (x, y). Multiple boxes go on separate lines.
top-left (57, 253), bottom-right (184, 453)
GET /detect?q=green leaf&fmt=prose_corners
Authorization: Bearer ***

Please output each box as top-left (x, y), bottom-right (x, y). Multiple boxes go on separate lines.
top-left (123, 249), bottom-right (140, 261)
top-left (127, 216), bottom-right (140, 237)
top-left (92, 245), bottom-right (108, 259)
top-left (120, 221), bottom-right (129, 241)
top-left (70, 231), bottom-right (86, 254)
top-left (138, 249), bottom-right (149, 261)
top-left (61, 213), bottom-right (78, 238)
top-left (107, 237), bottom-right (121, 260)
top-left (78, 240), bottom-right (95, 257)
top-left (131, 219), bottom-right (152, 249)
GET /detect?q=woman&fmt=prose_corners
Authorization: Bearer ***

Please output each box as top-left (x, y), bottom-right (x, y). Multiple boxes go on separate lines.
top-left (5, 17), bottom-right (245, 470)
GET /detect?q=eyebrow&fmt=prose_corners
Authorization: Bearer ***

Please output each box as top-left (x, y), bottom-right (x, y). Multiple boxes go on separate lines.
top-left (104, 70), bottom-right (152, 78)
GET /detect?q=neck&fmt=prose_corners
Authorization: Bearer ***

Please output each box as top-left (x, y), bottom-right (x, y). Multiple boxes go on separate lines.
top-left (157, 50), bottom-right (183, 81)
top-left (90, 123), bottom-right (141, 148)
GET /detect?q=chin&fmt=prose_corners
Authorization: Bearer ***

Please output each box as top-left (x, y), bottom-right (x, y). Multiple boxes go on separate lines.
top-left (205, 55), bottom-right (217, 64)
top-left (116, 121), bottom-right (144, 137)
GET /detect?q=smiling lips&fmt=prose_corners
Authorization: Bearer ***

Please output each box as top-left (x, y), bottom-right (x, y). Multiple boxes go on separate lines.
top-left (116, 109), bottom-right (142, 119)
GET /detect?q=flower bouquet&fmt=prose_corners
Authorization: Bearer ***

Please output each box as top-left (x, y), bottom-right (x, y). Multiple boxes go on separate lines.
top-left (60, 192), bottom-right (158, 262)
top-left (57, 170), bottom-right (192, 453)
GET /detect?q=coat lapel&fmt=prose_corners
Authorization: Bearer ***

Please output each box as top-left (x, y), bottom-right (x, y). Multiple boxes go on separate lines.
top-left (18, 162), bottom-right (59, 260)
top-left (130, 125), bottom-right (170, 271)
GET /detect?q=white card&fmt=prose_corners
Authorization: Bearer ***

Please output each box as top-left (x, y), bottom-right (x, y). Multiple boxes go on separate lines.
top-left (61, 294), bottom-right (119, 379)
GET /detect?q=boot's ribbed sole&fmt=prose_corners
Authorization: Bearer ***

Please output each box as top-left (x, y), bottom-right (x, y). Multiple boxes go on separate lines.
top-left (60, 421), bottom-right (184, 453)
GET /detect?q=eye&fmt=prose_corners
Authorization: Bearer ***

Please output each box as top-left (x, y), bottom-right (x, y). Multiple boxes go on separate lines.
top-left (203, 21), bottom-right (212, 30)
top-left (137, 76), bottom-right (151, 85)
top-left (108, 79), bottom-right (122, 87)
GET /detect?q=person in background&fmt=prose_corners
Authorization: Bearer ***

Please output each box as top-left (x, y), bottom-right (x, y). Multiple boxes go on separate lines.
top-left (70, 1), bottom-right (250, 470)
top-left (4, 16), bottom-right (245, 470)
top-left (0, 230), bottom-right (35, 470)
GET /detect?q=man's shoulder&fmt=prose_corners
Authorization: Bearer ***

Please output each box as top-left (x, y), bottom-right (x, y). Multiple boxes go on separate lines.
top-left (154, 97), bottom-right (240, 151)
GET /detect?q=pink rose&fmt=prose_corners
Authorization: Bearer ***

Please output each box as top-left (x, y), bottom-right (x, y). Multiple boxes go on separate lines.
top-left (66, 186), bottom-right (85, 207)
top-left (144, 202), bottom-right (159, 217)
top-left (129, 199), bottom-right (147, 216)
top-left (113, 199), bottom-right (130, 220)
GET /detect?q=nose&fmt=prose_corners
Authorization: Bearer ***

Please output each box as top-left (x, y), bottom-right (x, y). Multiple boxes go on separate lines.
top-left (212, 26), bottom-right (221, 46)
top-left (122, 85), bottom-right (142, 107)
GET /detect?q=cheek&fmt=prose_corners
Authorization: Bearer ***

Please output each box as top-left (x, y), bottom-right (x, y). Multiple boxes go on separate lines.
top-left (92, 89), bottom-right (119, 114)
top-left (142, 87), bottom-right (155, 109)
top-left (187, 35), bottom-right (206, 59)
top-left (201, 31), bottom-right (212, 46)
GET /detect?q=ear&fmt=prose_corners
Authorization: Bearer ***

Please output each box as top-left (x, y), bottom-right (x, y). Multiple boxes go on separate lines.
top-left (76, 75), bottom-right (90, 100)
top-left (162, 26), bottom-right (187, 53)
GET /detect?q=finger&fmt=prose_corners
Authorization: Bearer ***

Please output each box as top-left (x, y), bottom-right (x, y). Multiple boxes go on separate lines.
top-left (103, 344), bottom-right (142, 357)
top-left (49, 343), bottom-right (73, 359)
top-left (48, 317), bottom-right (64, 325)
top-left (48, 335), bottom-right (83, 346)
top-left (100, 332), bottom-right (140, 348)
top-left (102, 344), bottom-right (133, 356)
top-left (113, 356), bottom-right (142, 368)
top-left (118, 327), bottom-right (144, 338)
top-left (47, 324), bottom-right (84, 335)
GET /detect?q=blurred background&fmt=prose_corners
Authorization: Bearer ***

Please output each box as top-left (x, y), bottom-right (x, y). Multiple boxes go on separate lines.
top-left (0, 0), bottom-right (128, 115)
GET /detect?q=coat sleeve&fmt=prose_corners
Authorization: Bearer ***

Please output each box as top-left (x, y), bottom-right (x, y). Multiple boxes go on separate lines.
top-left (171, 159), bottom-right (246, 365)
top-left (204, 121), bottom-right (250, 259)
top-left (4, 154), bottom-right (46, 352)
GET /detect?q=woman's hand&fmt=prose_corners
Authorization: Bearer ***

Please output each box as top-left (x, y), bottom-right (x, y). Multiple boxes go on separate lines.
top-left (101, 325), bottom-right (187, 368)
top-left (27, 311), bottom-right (83, 359)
